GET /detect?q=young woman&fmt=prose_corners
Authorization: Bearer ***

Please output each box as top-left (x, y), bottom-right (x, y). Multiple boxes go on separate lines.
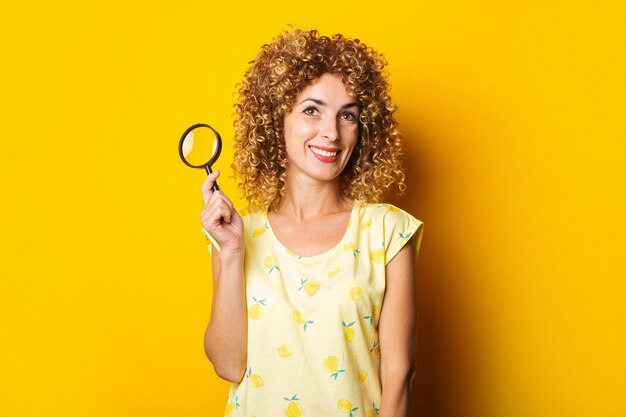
top-left (200, 28), bottom-right (424, 417)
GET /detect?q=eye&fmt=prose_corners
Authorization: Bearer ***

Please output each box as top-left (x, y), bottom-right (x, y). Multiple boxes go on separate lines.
top-left (339, 112), bottom-right (357, 122)
top-left (303, 106), bottom-right (319, 116)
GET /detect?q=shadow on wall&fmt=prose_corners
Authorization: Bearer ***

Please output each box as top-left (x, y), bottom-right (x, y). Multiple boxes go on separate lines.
top-left (388, 123), bottom-right (482, 417)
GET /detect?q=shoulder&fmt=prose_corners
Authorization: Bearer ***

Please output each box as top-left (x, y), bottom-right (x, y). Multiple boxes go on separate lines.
top-left (357, 201), bottom-right (424, 264)
top-left (359, 201), bottom-right (423, 231)
top-left (236, 205), bottom-right (266, 222)
top-left (236, 205), bottom-right (271, 242)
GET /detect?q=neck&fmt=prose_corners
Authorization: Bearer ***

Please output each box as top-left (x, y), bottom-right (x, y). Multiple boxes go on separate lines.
top-left (273, 171), bottom-right (352, 220)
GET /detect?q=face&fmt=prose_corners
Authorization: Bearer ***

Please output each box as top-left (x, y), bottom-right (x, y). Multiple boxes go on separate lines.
top-left (282, 72), bottom-right (360, 184)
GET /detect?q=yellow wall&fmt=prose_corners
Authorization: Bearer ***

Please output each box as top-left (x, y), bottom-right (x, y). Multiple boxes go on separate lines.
top-left (1, 1), bottom-right (624, 416)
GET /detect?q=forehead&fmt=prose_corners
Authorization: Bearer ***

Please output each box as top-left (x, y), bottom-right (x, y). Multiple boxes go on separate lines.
top-left (297, 73), bottom-right (353, 102)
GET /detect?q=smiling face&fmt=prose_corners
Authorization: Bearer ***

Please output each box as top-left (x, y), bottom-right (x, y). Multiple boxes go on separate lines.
top-left (282, 72), bottom-right (360, 185)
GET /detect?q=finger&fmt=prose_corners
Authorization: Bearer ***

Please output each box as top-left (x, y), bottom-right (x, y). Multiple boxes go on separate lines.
top-left (205, 205), bottom-right (231, 230)
top-left (201, 170), bottom-right (221, 206)
top-left (202, 198), bottom-right (233, 229)
top-left (207, 188), bottom-right (235, 214)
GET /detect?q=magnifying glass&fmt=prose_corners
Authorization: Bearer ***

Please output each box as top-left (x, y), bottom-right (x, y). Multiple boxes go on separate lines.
top-left (178, 123), bottom-right (222, 191)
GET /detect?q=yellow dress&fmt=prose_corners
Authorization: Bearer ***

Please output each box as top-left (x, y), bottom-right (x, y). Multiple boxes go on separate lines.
top-left (203, 200), bottom-right (424, 417)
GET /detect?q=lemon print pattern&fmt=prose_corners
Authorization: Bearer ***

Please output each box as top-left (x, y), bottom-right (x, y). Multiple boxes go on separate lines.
top-left (358, 371), bottom-right (368, 383)
top-left (342, 320), bottom-right (355, 342)
top-left (363, 305), bottom-right (381, 326)
top-left (322, 355), bottom-right (346, 379)
top-left (253, 223), bottom-right (268, 238)
top-left (370, 340), bottom-right (381, 359)
top-left (248, 297), bottom-right (266, 320)
top-left (367, 402), bottom-right (380, 416)
top-left (224, 395), bottom-right (240, 417)
top-left (298, 277), bottom-right (320, 296)
top-left (344, 242), bottom-right (360, 258)
top-left (246, 367), bottom-right (264, 388)
top-left (293, 311), bottom-right (314, 331)
top-left (264, 256), bottom-right (280, 274)
top-left (218, 201), bottom-right (423, 416)
top-left (338, 399), bottom-right (359, 417)
top-left (349, 287), bottom-right (363, 300)
top-left (327, 266), bottom-right (340, 278)
top-left (283, 394), bottom-right (303, 417)
top-left (369, 247), bottom-right (385, 264)
top-left (278, 345), bottom-right (292, 357)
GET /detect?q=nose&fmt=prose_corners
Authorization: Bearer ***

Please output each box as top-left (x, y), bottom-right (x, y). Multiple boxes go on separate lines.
top-left (321, 116), bottom-right (339, 141)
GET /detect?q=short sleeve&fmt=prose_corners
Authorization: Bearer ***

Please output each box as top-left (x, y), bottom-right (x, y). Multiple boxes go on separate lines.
top-left (382, 206), bottom-right (424, 265)
top-left (201, 227), bottom-right (221, 253)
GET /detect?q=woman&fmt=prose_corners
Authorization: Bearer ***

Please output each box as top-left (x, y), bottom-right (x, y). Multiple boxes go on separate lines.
top-left (200, 28), bottom-right (424, 417)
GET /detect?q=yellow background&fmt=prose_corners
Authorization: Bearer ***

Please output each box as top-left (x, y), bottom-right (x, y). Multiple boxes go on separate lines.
top-left (1, 1), bottom-right (624, 416)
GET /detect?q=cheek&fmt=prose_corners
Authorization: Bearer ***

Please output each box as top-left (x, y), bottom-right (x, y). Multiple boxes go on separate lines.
top-left (341, 124), bottom-right (359, 144)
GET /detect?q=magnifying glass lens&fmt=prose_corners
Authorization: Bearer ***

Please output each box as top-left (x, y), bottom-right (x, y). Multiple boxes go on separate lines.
top-left (181, 125), bottom-right (220, 167)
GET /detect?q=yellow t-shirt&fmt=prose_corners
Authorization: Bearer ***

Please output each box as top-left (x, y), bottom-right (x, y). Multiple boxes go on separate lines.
top-left (203, 200), bottom-right (424, 417)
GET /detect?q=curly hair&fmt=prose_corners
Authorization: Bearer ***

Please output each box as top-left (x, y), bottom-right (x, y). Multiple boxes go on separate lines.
top-left (231, 28), bottom-right (406, 211)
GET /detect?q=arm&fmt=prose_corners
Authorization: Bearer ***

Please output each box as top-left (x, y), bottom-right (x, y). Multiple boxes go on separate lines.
top-left (200, 171), bottom-right (247, 383)
top-left (377, 242), bottom-right (417, 417)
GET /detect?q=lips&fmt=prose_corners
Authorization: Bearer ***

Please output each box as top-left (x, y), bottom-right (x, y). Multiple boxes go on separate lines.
top-left (309, 145), bottom-right (341, 162)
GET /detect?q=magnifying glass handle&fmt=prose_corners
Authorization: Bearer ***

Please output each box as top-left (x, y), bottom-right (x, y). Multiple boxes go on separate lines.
top-left (205, 165), bottom-right (220, 192)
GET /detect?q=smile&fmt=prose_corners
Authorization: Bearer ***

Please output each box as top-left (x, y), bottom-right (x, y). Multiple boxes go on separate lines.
top-left (309, 145), bottom-right (340, 157)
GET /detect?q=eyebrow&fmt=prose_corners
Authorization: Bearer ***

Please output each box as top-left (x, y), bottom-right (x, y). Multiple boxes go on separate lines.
top-left (299, 98), bottom-right (359, 109)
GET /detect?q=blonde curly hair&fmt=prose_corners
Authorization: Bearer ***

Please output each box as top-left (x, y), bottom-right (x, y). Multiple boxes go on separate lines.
top-left (232, 28), bottom-right (406, 211)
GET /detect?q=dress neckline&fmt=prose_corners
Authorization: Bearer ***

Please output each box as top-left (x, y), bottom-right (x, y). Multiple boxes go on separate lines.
top-left (264, 200), bottom-right (361, 263)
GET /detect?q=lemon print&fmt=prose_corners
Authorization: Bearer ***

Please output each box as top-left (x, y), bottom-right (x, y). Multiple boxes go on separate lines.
top-left (249, 374), bottom-right (264, 387)
top-left (323, 355), bottom-right (346, 379)
top-left (399, 231), bottom-right (413, 239)
top-left (360, 218), bottom-right (372, 230)
top-left (370, 248), bottom-right (385, 264)
top-left (239, 207), bottom-right (250, 216)
top-left (342, 320), bottom-right (355, 342)
top-left (347, 218), bottom-right (352, 227)
top-left (253, 224), bottom-right (268, 238)
top-left (323, 355), bottom-right (338, 372)
top-left (278, 345), bottom-right (292, 357)
top-left (363, 305), bottom-right (380, 326)
top-left (293, 311), bottom-right (314, 331)
top-left (224, 403), bottom-right (235, 417)
top-left (367, 402), bottom-right (380, 416)
top-left (248, 304), bottom-right (263, 320)
top-left (248, 297), bottom-right (266, 320)
top-left (338, 399), bottom-right (359, 416)
top-left (358, 370), bottom-right (368, 383)
top-left (264, 256), bottom-right (280, 274)
top-left (370, 340), bottom-right (381, 359)
top-left (327, 266), bottom-right (340, 278)
top-left (349, 287), bottom-right (363, 300)
top-left (293, 311), bottom-right (305, 324)
top-left (305, 281), bottom-right (320, 296)
top-left (224, 395), bottom-right (240, 417)
top-left (283, 394), bottom-right (303, 417)
top-left (246, 367), bottom-right (264, 388)
top-left (298, 278), bottom-right (320, 296)
top-left (385, 204), bottom-right (400, 212)
top-left (338, 399), bottom-right (352, 413)
top-left (344, 242), bottom-right (360, 258)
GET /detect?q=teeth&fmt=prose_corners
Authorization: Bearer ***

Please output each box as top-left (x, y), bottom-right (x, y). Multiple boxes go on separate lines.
top-left (310, 147), bottom-right (338, 157)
